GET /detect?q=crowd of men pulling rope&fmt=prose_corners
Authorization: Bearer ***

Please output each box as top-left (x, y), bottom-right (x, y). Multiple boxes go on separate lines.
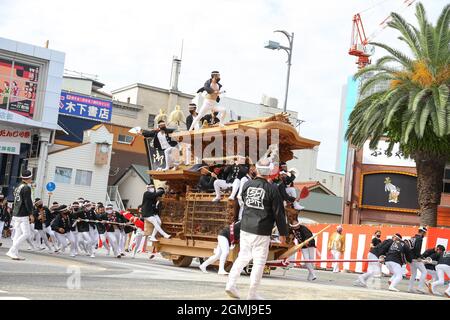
top-left (2, 160), bottom-right (450, 300)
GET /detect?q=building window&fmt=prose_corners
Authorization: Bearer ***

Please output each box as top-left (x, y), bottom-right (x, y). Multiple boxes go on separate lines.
top-left (54, 167), bottom-right (72, 184)
top-left (117, 134), bottom-right (134, 144)
top-left (75, 169), bottom-right (92, 186)
top-left (444, 166), bottom-right (450, 193)
top-left (148, 114), bottom-right (156, 128)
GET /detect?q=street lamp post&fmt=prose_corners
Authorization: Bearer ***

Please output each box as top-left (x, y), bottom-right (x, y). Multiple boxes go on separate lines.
top-left (264, 30), bottom-right (294, 113)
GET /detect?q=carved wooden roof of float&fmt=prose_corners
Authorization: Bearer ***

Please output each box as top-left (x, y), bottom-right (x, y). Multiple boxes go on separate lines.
top-left (170, 112), bottom-right (320, 151)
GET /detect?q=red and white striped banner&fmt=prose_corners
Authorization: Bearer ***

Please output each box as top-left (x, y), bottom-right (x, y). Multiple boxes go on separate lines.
top-left (293, 224), bottom-right (450, 279)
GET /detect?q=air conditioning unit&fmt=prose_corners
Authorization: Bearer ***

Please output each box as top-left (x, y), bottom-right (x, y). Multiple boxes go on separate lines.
top-left (260, 95), bottom-right (278, 108)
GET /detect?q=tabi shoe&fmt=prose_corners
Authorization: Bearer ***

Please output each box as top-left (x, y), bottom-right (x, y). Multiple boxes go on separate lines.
top-left (90, 253), bottom-right (95, 258)
top-left (247, 293), bottom-right (265, 300)
top-left (354, 279), bottom-right (367, 288)
top-left (116, 255), bottom-right (122, 259)
top-left (426, 282), bottom-right (434, 295)
top-left (228, 196), bottom-right (235, 201)
top-left (225, 286), bottom-right (240, 299)
top-left (212, 197), bottom-right (221, 203)
top-left (307, 274), bottom-right (316, 281)
top-left (416, 288), bottom-right (427, 294)
top-left (293, 203), bottom-right (305, 211)
top-left (70, 253), bottom-right (76, 257)
top-left (445, 290), bottom-right (450, 298)
top-left (6, 251), bottom-right (21, 260)
top-left (388, 286), bottom-right (400, 292)
top-left (199, 264), bottom-right (208, 273)
top-left (148, 236), bottom-right (159, 242)
top-left (164, 234), bottom-right (171, 239)
top-left (218, 270), bottom-right (229, 275)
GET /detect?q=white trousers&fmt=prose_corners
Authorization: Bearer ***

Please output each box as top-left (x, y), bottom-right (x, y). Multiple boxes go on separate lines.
top-left (201, 235), bottom-right (230, 273)
top-left (55, 232), bottom-right (76, 255)
top-left (226, 231), bottom-right (271, 297)
top-left (70, 231), bottom-right (80, 254)
top-left (37, 229), bottom-right (53, 250)
top-left (44, 226), bottom-right (59, 249)
top-left (78, 232), bottom-right (93, 254)
top-left (331, 250), bottom-right (341, 272)
top-left (408, 260), bottom-right (427, 290)
top-left (229, 179), bottom-right (241, 199)
top-left (132, 233), bottom-right (144, 257)
top-left (214, 179), bottom-right (240, 199)
top-left (0, 221), bottom-right (4, 239)
top-left (8, 216), bottom-right (31, 257)
top-left (189, 99), bottom-right (226, 130)
top-left (431, 264), bottom-right (450, 294)
top-left (163, 146), bottom-right (180, 170)
top-left (385, 261), bottom-right (403, 288)
top-left (99, 233), bottom-right (110, 252)
top-left (301, 247), bottom-right (316, 280)
top-left (359, 252), bottom-right (381, 283)
top-left (118, 230), bottom-right (126, 254)
top-left (427, 269), bottom-right (437, 282)
top-left (105, 231), bottom-right (119, 256)
top-left (88, 226), bottom-right (99, 251)
top-left (286, 187), bottom-right (303, 210)
top-left (238, 198), bottom-right (245, 221)
top-left (145, 216), bottom-right (170, 238)
top-left (26, 223), bottom-right (38, 249)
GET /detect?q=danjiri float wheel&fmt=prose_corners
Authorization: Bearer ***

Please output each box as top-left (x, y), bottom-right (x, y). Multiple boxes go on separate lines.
top-left (172, 256), bottom-right (193, 267)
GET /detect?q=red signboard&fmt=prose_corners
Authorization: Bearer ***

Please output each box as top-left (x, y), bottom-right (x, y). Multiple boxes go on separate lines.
top-left (0, 128), bottom-right (31, 143)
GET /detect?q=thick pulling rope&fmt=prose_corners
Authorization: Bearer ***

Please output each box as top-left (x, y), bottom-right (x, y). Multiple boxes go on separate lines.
top-left (266, 258), bottom-right (381, 267)
top-left (72, 219), bottom-right (137, 229)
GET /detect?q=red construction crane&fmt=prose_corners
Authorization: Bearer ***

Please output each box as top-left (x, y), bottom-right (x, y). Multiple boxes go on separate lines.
top-left (348, 0), bottom-right (416, 69)
top-left (349, 13), bottom-right (372, 69)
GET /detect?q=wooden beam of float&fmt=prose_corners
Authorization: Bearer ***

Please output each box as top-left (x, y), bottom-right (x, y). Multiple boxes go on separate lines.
top-left (148, 113), bottom-right (320, 190)
top-left (170, 113), bottom-right (320, 163)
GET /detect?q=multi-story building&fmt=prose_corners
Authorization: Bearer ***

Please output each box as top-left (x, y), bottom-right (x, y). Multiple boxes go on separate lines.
top-left (0, 36), bottom-right (65, 199)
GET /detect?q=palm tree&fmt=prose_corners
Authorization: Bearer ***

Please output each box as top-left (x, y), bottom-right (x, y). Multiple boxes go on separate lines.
top-left (345, 2), bottom-right (450, 226)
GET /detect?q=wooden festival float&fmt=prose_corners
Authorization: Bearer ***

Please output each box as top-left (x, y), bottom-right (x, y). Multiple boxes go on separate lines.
top-left (145, 113), bottom-right (320, 270)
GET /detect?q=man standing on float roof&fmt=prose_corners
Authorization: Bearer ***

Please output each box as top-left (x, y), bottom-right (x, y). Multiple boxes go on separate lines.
top-left (189, 71), bottom-right (226, 131)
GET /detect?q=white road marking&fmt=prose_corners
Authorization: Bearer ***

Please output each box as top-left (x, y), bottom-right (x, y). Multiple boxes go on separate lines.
top-left (0, 297), bottom-right (30, 300)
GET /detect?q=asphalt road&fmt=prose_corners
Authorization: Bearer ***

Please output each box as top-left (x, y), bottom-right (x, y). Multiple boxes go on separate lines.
top-left (0, 239), bottom-right (447, 300)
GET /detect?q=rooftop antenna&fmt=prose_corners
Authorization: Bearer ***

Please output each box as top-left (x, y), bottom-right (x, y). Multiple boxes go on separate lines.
top-left (180, 39), bottom-right (184, 60)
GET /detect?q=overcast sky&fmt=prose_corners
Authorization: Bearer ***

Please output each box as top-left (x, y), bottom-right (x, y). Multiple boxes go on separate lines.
top-left (0, 0), bottom-right (447, 171)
